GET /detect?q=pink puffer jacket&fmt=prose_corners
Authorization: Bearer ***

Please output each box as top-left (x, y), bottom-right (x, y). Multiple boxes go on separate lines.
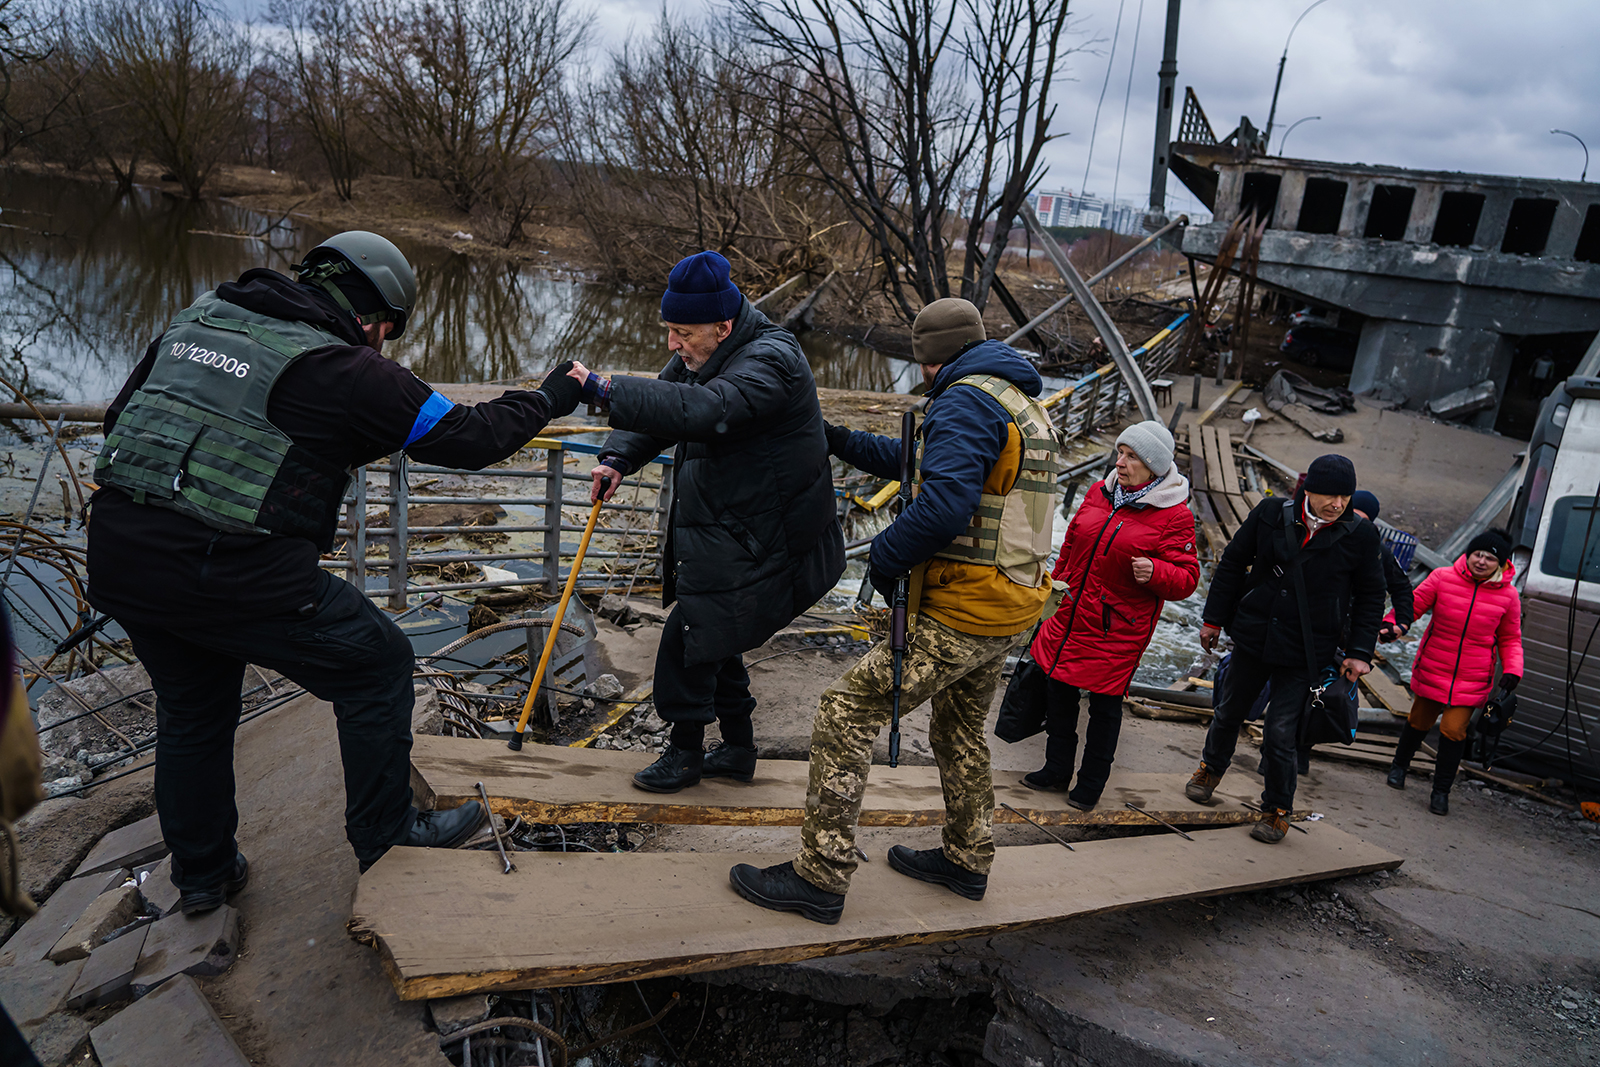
top-left (1388, 556), bottom-right (1523, 707)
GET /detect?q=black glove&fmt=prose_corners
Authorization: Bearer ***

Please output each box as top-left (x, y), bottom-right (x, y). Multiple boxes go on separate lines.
top-left (869, 563), bottom-right (902, 600)
top-left (823, 420), bottom-right (852, 457)
top-left (1497, 673), bottom-right (1520, 693)
top-left (534, 361), bottom-right (583, 418)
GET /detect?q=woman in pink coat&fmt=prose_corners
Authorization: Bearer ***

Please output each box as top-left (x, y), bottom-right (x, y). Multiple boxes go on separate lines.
top-left (1386, 528), bottom-right (1523, 815)
top-left (1023, 421), bottom-right (1199, 807)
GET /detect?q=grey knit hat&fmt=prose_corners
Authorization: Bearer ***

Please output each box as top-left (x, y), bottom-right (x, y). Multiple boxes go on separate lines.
top-left (912, 298), bottom-right (986, 364)
top-left (1116, 420), bottom-right (1175, 475)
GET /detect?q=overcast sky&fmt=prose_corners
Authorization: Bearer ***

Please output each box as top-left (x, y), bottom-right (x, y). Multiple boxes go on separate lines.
top-left (244, 0), bottom-right (1597, 216)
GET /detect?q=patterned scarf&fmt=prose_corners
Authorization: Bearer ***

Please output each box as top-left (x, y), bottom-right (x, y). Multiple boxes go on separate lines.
top-left (1111, 476), bottom-right (1160, 510)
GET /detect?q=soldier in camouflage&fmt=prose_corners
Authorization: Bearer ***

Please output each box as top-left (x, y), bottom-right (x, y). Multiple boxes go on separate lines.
top-left (729, 298), bottom-right (1062, 923)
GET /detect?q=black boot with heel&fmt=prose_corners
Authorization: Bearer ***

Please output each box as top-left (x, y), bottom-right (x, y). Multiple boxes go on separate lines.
top-left (1387, 725), bottom-right (1428, 790)
top-left (1430, 736), bottom-right (1466, 816)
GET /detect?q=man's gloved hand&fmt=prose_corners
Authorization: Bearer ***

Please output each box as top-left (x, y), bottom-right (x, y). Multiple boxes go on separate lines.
top-left (1497, 672), bottom-right (1520, 693)
top-left (534, 361), bottom-right (583, 417)
top-left (823, 421), bottom-right (852, 457)
top-left (869, 563), bottom-right (903, 601)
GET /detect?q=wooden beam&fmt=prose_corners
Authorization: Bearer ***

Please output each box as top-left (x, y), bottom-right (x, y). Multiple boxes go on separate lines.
top-left (411, 736), bottom-right (1270, 828)
top-left (1358, 672), bottom-right (1412, 717)
top-left (1194, 380), bottom-right (1246, 426)
top-left (349, 824), bottom-right (1404, 999)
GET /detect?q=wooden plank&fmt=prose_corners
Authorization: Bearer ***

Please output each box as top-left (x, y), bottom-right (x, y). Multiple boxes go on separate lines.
top-left (1188, 444), bottom-right (1234, 542)
top-left (1194, 380), bottom-right (1247, 426)
top-left (411, 735), bottom-right (1268, 828)
top-left (1278, 402), bottom-right (1345, 443)
top-left (349, 824), bottom-right (1404, 999)
top-left (1198, 427), bottom-right (1249, 530)
top-left (1214, 428), bottom-right (1245, 496)
top-left (1311, 745), bottom-right (1433, 772)
top-left (1358, 672), bottom-right (1412, 716)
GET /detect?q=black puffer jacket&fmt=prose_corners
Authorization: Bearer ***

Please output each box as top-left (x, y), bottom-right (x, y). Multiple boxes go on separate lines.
top-left (599, 299), bottom-right (844, 665)
top-left (1203, 494), bottom-right (1386, 668)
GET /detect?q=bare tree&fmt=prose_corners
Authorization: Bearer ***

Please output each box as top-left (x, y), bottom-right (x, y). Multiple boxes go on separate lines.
top-left (956, 0), bottom-right (1074, 309)
top-left (351, 0), bottom-right (586, 243)
top-left (560, 11), bottom-right (848, 286)
top-left (80, 0), bottom-right (251, 197)
top-left (267, 0), bottom-right (363, 199)
top-left (0, 0), bottom-right (89, 160)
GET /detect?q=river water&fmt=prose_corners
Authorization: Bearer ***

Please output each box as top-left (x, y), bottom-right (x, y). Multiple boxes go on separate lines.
top-left (0, 170), bottom-right (910, 404)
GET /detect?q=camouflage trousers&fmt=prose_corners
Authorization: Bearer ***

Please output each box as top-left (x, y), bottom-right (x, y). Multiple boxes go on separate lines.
top-left (793, 614), bottom-right (1027, 895)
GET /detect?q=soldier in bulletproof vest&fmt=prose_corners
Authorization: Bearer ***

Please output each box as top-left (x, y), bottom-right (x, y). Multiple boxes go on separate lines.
top-left (729, 298), bottom-right (1062, 924)
top-left (86, 231), bottom-right (588, 914)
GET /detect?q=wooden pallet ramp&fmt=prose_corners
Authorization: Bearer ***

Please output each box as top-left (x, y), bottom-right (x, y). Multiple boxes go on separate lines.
top-left (411, 735), bottom-right (1271, 828)
top-left (349, 824), bottom-right (1403, 999)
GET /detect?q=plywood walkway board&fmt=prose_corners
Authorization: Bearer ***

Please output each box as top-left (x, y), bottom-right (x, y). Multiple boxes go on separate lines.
top-left (410, 735), bottom-right (1269, 828)
top-left (350, 824), bottom-right (1403, 1000)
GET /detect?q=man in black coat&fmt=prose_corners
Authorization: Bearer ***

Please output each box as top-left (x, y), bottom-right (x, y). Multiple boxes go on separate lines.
top-left (1185, 455), bottom-right (1386, 842)
top-left (573, 251), bottom-right (845, 793)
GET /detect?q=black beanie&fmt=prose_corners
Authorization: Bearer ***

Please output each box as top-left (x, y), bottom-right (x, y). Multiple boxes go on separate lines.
top-left (1303, 454), bottom-right (1357, 496)
top-left (1466, 528), bottom-right (1513, 564)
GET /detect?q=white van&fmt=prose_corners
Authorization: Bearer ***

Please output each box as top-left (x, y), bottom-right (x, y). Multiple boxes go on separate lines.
top-left (1505, 376), bottom-right (1600, 786)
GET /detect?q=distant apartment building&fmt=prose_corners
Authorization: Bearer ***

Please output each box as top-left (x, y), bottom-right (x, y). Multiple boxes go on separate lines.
top-left (1028, 190), bottom-right (1146, 235)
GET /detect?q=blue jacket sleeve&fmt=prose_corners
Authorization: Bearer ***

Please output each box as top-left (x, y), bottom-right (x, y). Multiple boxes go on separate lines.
top-left (836, 430), bottom-right (901, 480)
top-left (869, 388), bottom-right (1012, 576)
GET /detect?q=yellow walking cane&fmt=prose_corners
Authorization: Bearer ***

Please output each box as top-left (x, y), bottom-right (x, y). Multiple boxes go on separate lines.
top-left (507, 493), bottom-right (607, 751)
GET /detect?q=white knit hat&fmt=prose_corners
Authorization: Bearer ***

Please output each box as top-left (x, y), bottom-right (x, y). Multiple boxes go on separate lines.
top-left (1116, 420), bottom-right (1175, 475)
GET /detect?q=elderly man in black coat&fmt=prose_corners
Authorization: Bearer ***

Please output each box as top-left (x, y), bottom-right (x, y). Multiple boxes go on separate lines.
top-left (1185, 454), bottom-right (1386, 843)
top-left (571, 251), bottom-right (845, 792)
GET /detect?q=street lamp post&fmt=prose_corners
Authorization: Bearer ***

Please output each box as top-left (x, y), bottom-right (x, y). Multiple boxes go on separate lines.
top-left (1265, 0), bottom-right (1336, 151)
top-left (1551, 129), bottom-right (1589, 182)
top-left (1279, 116), bottom-right (1322, 156)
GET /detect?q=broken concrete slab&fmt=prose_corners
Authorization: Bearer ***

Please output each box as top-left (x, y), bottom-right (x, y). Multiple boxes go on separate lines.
top-left (129, 905), bottom-right (239, 996)
top-left (73, 813), bottom-right (166, 878)
top-left (48, 883), bottom-right (142, 962)
top-left (90, 974), bottom-right (250, 1067)
top-left (66, 923), bottom-right (148, 1009)
top-left (11, 784), bottom-right (153, 911)
top-left (135, 857), bottom-right (178, 918)
top-left (27, 1010), bottom-right (93, 1067)
top-left (0, 956), bottom-right (86, 1034)
top-left (428, 993), bottom-right (491, 1035)
top-left (0, 867), bottom-right (128, 966)
top-left (34, 663), bottom-right (152, 759)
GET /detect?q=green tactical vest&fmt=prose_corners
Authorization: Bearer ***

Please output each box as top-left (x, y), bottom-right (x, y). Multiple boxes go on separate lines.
top-left (919, 374), bottom-right (1063, 588)
top-left (95, 292), bottom-right (353, 548)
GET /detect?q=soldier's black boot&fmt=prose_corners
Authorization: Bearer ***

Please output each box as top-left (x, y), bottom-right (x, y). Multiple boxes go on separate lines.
top-left (702, 742), bottom-right (758, 782)
top-left (1430, 736), bottom-right (1465, 816)
top-left (1388, 725), bottom-right (1428, 790)
top-left (886, 845), bottom-right (987, 900)
top-left (729, 861), bottom-right (844, 924)
top-left (360, 801), bottom-right (487, 873)
top-left (632, 745), bottom-right (704, 793)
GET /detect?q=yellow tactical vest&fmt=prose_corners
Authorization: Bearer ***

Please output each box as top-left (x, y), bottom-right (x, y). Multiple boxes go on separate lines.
top-left (918, 374), bottom-right (1063, 589)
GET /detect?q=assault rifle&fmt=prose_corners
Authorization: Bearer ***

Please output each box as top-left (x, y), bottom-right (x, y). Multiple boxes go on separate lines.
top-left (888, 409), bottom-right (916, 768)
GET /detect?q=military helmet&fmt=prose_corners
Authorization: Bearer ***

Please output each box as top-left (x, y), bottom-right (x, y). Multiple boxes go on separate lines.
top-left (293, 230), bottom-right (418, 338)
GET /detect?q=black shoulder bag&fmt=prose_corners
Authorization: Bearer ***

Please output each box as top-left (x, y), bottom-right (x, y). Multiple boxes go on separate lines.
top-left (1282, 501), bottom-right (1360, 748)
top-left (995, 626), bottom-right (1048, 743)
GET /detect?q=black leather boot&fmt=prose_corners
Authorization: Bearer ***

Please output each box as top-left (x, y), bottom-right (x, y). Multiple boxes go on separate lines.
top-left (1431, 736), bottom-right (1465, 816)
top-left (178, 852), bottom-right (250, 915)
top-left (1021, 768), bottom-right (1070, 791)
top-left (702, 742), bottom-right (758, 782)
top-left (729, 861), bottom-right (844, 924)
top-left (1388, 725), bottom-right (1428, 790)
top-left (632, 745), bottom-right (704, 793)
top-left (361, 801), bottom-right (488, 873)
top-left (886, 845), bottom-right (988, 900)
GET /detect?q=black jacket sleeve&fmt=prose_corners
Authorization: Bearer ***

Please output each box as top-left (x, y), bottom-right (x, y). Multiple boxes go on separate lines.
top-left (607, 345), bottom-right (800, 445)
top-left (1203, 499), bottom-right (1268, 627)
top-left (405, 390), bottom-right (554, 469)
top-left (1344, 525), bottom-right (1387, 662)
top-left (1382, 550), bottom-right (1415, 629)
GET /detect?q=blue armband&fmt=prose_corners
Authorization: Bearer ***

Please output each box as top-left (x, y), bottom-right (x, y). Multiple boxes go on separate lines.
top-left (404, 390), bottom-right (455, 448)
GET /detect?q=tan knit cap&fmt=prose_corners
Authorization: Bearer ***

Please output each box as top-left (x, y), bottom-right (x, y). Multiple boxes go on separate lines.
top-left (911, 298), bottom-right (986, 364)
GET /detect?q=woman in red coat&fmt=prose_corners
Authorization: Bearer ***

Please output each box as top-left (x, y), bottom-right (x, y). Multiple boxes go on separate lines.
top-left (1023, 421), bottom-right (1200, 807)
top-left (1386, 528), bottom-right (1523, 815)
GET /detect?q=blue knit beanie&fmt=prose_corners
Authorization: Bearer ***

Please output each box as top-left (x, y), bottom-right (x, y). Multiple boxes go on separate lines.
top-left (1351, 490), bottom-right (1380, 520)
top-left (661, 251), bottom-right (742, 324)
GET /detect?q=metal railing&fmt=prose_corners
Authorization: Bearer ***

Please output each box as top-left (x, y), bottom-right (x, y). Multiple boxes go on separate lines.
top-left (319, 436), bottom-right (673, 609)
top-left (1041, 313), bottom-right (1190, 441)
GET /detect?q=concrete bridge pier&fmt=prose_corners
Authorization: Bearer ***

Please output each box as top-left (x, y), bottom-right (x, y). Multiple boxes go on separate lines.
top-left (1351, 321), bottom-right (1515, 428)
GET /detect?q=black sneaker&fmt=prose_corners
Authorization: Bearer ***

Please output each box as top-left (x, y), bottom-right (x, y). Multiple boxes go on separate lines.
top-left (360, 801), bottom-right (488, 873)
top-left (179, 852), bottom-right (249, 916)
top-left (729, 861), bottom-right (844, 925)
top-left (886, 845), bottom-right (987, 901)
top-left (632, 745), bottom-right (704, 793)
top-left (702, 743), bottom-right (758, 782)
